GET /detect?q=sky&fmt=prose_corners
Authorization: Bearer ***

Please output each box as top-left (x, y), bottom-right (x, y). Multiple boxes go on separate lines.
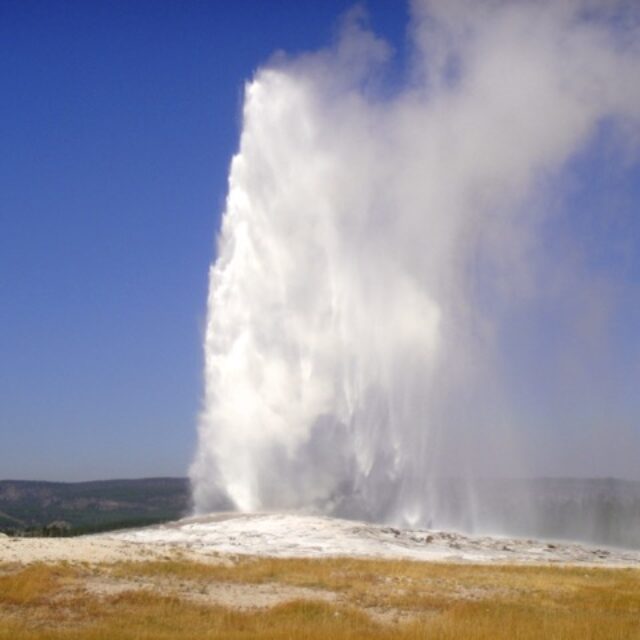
top-left (2, 1), bottom-right (640, 487)
top-left (0, 0), bottom-right (408, 481)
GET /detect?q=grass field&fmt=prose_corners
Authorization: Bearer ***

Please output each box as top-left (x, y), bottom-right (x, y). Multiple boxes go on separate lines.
top-left (1, 556), bottom-right (639, 639)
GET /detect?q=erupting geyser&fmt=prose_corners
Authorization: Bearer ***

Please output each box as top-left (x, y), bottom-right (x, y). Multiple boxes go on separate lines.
top-left (192, 1), bottom-right (640, 533)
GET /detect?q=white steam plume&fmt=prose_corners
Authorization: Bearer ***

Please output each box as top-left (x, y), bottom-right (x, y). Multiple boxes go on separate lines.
top-left (191, 0), bottom-right (640, 529)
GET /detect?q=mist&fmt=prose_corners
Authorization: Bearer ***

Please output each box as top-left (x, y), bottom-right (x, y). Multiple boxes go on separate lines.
top-left (191, 0), bottom-right (640, 536)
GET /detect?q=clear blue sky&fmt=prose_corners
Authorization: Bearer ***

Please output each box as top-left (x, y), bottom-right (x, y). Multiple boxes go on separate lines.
top-left (0, 1), bottom-right (408, 481)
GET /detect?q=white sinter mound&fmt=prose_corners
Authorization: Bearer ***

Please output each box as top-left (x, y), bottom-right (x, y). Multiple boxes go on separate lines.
top-left (106, 513), bottom-right (640, 567)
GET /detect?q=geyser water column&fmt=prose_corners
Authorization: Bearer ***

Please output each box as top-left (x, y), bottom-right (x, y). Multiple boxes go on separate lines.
top-left (193, 64), bottom-right (445, 520)
top-left (191, 1), bottom-right (640, 529)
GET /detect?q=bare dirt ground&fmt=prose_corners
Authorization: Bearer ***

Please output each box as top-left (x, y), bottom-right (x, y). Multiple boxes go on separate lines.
top-left (0, 535), bottom-right (184, 565)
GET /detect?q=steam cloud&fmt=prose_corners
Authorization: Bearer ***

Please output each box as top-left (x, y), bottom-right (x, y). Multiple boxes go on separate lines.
top-left (191, 0), bottom-right (640, 530)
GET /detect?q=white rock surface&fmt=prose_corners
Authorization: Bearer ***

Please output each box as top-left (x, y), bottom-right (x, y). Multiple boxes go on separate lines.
top-left (106, 512), bottom-right (640, 567)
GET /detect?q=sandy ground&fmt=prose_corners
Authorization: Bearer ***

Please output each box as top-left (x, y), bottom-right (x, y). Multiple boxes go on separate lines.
top-left (0, 535), bottom-right (185, 565)
top-left (2, 513), bottom-right (640, 567)
top-left (82, 573), bottom-right (339, 611)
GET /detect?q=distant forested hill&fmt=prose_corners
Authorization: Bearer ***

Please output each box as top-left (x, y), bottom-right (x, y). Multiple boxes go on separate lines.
top-left (0, 477), bottom-right (190, 536)
top-left (2, 477), bottom-right (638, 547)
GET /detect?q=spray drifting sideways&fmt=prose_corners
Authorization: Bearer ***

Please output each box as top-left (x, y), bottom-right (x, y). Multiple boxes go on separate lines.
top-left (191, 1), bottom-right (640, 532)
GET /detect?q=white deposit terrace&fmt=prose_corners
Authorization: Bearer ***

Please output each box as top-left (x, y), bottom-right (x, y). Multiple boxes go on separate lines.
top-left (106, 513), bottom-right (640, 567)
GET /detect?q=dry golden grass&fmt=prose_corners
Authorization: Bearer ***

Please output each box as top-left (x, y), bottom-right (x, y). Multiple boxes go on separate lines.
top-left (0, 557), bottom-right (639, 639)
top-left (0, 564), bottom-right (75, 606)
